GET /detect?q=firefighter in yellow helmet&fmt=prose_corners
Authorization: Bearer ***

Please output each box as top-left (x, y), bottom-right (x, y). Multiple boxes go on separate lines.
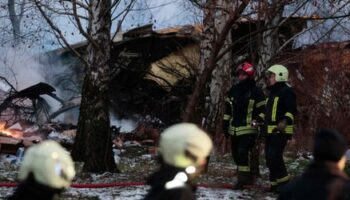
top-left (264, 64), bottom-right (296, 193)
top-left (144, 123), bottom-right (213, 200)
top-left (9, 140), bottom-right (75, 200)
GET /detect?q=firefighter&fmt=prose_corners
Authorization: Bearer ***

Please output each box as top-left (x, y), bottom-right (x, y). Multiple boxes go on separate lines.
top-left (223, 62), bottom-right (266, 189)
top-left (8, 140), bottom-right (75, 200)
top-left (144, 123), bottom-right (213, 200)
top-left (264, 64), bottom-right (296, 193)
top-left (278, 129), bottom-right (350, 200)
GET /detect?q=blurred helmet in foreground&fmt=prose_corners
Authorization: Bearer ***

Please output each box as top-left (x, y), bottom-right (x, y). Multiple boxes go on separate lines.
top-left (158, 123), bottom-right (213, 168)
top-left (19, 140), bottom-right (75, 189)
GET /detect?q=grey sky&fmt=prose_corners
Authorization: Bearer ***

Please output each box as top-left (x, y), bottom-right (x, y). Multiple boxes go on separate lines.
top-left (110, 0), bottom-right (201, 38)
top-left (1, 0), bottom-right (349, 51)
top-left (42, 0), bottom-right (200, 49)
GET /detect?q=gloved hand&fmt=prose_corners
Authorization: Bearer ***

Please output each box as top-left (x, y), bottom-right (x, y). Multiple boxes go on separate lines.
top-left (251, 120), bottom-right (258, 128)
top-left (273, 119), bottom-right (287, 134)
top-left (252, 117), bottom-right (265, 127)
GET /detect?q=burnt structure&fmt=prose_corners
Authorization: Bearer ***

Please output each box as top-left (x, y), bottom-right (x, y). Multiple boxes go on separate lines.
top-left (41, 19), bottom-right (308, 125)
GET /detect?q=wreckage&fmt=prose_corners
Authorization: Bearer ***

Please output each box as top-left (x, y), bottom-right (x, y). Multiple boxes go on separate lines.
top-left (40, 20), bottom-right (307, 125)
top-left (0, 81), bottom-right (49, 151)
top-left (0, 20), bottom-right (348, 153)
top-left (0, 80), bottom-right (64, 124)
top-left (41, 24), bottom-right (202, 124)
top-left (0, 80), bottom-right (77, 153)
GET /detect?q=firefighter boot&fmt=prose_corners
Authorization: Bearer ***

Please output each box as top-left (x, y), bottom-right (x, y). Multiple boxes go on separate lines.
top-left (233, 171), bottom-right (253, 190)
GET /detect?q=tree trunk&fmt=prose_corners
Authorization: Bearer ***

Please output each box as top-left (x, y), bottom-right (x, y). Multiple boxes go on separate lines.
top-left (8, 0), bottom-right (23, 46)
top-left (72, 0), bottom-right (116, 172)
top-left (257, 0), bottom-right (284, 77)
top-left (198, 1), bottom-right (215, 75)
top-left (182, 1), bottom-right (249, 123)
top-left (208, 0), bottom-right (234, 152)
top-left (181, 0), bottom-right (217, 124)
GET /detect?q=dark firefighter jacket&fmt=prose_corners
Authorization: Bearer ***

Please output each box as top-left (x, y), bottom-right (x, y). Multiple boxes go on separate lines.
top-left (278, 161), bottom-right (350, 200)
top-left (144, 165), bottom-right (196, 200)
top-left (223, 79), bottom-right (265, 136)
top-left (8, 173), bottom-right (63, 200)
top-left (265, 82), bottom-right (296, 135)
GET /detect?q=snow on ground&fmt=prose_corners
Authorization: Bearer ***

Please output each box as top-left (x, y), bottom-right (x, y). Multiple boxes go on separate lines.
top-left (0, 143), bottom-right (316, 200)
top-left (60, 186), bottom-right (275, 200)
top-left (0, 185), bottom-right (275, 200)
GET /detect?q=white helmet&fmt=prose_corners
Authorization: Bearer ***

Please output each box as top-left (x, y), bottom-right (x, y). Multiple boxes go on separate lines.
top-left (158, 123), bottom-right (213, 168)
top-left (267, 64), bottom-right (289, 82)
top-left (19, 140), bottom-right (75, 189)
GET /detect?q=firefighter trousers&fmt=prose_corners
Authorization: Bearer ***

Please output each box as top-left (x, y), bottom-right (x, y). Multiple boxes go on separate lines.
top-left (265, 134), bottom-right (290, 187)
top-left (231, 134), bottom-right (256, 173)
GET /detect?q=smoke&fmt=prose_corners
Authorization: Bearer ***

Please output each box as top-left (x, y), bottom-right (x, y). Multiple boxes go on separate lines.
top-left (0, 46), bottom-right (65, 108)
top-left (0, 47), bottom-right (46, 90)
top-left (110, 113), bottom-right (137, 133)
top-left (0, 46), bottom-right (79, 124)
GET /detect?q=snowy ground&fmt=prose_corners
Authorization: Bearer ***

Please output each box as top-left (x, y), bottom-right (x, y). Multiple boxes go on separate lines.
top-left (0, 143), bottom-right (313, 200)
top-left (1, 186), bottom-right (276, 200)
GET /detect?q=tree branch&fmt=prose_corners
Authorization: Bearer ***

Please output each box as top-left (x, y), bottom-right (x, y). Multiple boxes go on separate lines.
top-left (111, 0), bottom-right (135, 22)
top-left (18, 0), bottom-right (26, 22)
top-left (62, 0), bottom-right (89, 10)
top-left (39, 4), bottom-right (88, 20)
top-left (111, 1), bottom-right (135, 41)
top-left (72, 0), bottom-right (98, 49)
top-left (33, 0), bottom-right (88, 66)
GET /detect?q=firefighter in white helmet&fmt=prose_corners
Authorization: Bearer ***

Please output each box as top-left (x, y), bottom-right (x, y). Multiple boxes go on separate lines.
top-left (264, 64), bottom-right (296, 193)
top-left (144, 123), bottom-right (213, 200)
top-left (8, 140), bottom-right (75, 200)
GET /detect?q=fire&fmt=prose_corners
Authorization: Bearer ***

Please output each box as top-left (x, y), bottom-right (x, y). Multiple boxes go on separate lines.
top-left (0, 122), bottom-right (23, 138)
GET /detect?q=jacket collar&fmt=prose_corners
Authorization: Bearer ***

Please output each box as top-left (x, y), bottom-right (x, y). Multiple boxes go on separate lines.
top-left (237, 78), bottom-right (255, 91)
top-left (267, 82), bottom-right (286, 93)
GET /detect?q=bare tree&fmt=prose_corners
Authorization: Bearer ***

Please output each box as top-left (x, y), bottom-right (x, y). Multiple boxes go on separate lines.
top-left (256, 0), bottom-right (285, 76)
top-left (7, 0), bottom-right (25, 45)
top-left (32, 0), bottom-right (137, 172)
top-left (180, 1), bottom-right (350, 176)
top-left (0, 0), bottom-right (52, 47)
top-left (182, 0), bottom-right (250, 124)
top-left (255, 0), bottom-right (350, 76)
top-left (182, 0), bottom-right (350, 128)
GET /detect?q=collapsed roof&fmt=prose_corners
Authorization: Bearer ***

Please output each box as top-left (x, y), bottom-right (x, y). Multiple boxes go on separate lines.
top-left (41, 19), bottom-right (308, 124)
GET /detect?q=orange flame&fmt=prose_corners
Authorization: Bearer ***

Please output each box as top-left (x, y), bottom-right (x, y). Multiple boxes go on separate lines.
top-left (0, 122), bottom-right (23, 138)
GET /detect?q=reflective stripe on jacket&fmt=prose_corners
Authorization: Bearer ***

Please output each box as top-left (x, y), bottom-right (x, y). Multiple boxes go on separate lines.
top-left (265, 82), bottom-right (296, 135)
top-left (223, 79), bottom-right (265, 136)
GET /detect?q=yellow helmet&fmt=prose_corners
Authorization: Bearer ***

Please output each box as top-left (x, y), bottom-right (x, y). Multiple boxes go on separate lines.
top-left (267, 64), bottom-right (289, 82)
top-left (158, 123), bottom-right (213, 168)
top-left (19, 140), bottom-right (75, 189)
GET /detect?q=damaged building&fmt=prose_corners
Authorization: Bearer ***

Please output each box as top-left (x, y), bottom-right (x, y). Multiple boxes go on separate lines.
top-left (38, 18), bottom-right (307, 125)
top-left (40, 24), bottom-right (202, 125)
top-left (21, 19), bottom-right (350, 147)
